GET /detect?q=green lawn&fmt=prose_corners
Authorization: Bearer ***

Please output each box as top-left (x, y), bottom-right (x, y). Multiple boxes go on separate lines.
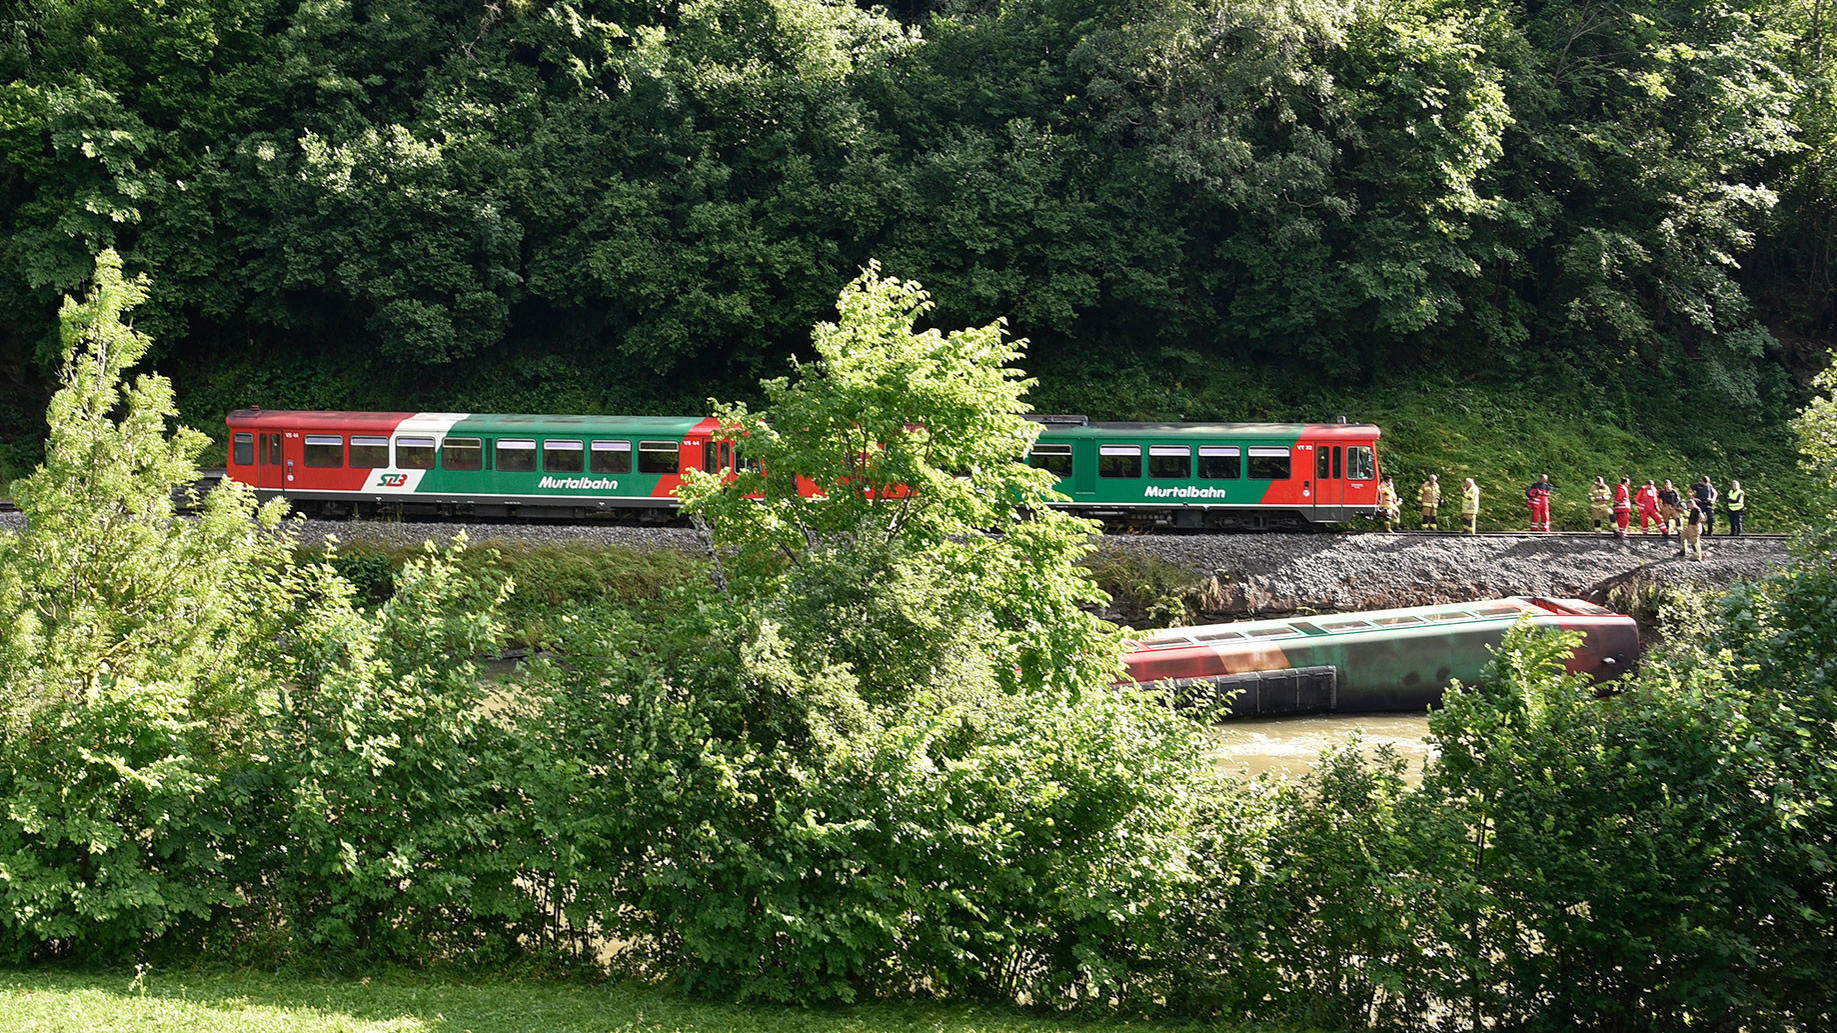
top-left (0, 970), bottom-right (1305, 1033)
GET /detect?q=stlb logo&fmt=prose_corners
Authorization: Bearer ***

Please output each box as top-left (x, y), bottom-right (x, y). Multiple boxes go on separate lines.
top-left (377, 473), bottom-right (409, 488)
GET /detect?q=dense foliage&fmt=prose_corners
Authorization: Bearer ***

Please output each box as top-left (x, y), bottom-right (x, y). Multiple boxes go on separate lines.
top-left (1, 0), bottom-right (1832, 479)
top-left (6, 255), bottom-right (1837, 1029)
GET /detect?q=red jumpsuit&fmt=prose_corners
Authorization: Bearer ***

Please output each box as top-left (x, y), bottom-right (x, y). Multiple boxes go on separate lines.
top-left (1636, 484), bottom-right (1661, 533)
top-left (1526, 481), bottom-right (1553, 532)
top-left (1612, 482), bottom-right (1631, 536)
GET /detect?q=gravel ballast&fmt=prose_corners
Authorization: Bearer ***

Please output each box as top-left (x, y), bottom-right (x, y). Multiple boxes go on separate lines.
top-left (1108, 531), bottom-right (1791, 615)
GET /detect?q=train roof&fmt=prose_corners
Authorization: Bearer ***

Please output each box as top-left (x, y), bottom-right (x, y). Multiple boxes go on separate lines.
top-left (228, 409), bottom-right (711, 436)
top-left (1129, 597), bottom-right (1618, 652)
top-left (1028, 419), bottom-right (1381, 440)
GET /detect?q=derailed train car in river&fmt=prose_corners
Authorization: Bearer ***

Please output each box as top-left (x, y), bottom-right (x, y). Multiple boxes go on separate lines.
top-left (1121, 597), bottom-right (1640, 718)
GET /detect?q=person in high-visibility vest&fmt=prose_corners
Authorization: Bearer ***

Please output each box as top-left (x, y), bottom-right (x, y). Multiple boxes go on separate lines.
top-left (1377, 476), bottom-right (1400, 531)
top-left (1461, 478), bottom-right (1480, 534)
top-left (1419, 474), bottom-right (1441, 531)
top-left (1589, 476), bottom-right (1612, 533)
top-left (1726, 479), bottom-right (1747, 535)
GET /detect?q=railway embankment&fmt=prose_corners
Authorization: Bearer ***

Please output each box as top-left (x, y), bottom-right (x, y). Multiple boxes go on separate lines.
top-left (1109, 531), bottom-right (1792, 619)
top-left (6, 509), bottom-right (1784, 622)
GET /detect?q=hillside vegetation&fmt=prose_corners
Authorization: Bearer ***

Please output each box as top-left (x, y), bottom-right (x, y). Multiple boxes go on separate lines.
top-left (3, 0), bottom-right (1835, 490)
top-left (3, 249), bottom-right (1837, 1031)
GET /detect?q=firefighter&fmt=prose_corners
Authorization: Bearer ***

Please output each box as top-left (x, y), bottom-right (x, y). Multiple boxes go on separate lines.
top-left (1419, 474), bottom-right (1441, 531)
top-left (1525, 473), bottom-right (1554, 532)
top-left (1377, 476), bottom-right (1400, 531)
top-left (1612, 477), bottom-right (1632, 538)
top-left (1658, 479), bottom-right (1683, 536)
top-left (1679, 498), bottom-right (1706, 561)
top-left (1636, 480), bottom-right (1661, 534)
top-left (1461, 477), bottom-right (1480, 534)
top-left (1726, 479), bottom-right (1746, 535)
top-left (1588, 476), bottom-right (1612, 532)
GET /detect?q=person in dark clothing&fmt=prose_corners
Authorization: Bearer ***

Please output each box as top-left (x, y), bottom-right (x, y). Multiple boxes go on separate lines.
top-left (1658, 480), bottom-right (1683, 537)
top-left (1692, 476), bottom-right (1718, 536)
top-left (1679, 500), bottom-right (1706, 561)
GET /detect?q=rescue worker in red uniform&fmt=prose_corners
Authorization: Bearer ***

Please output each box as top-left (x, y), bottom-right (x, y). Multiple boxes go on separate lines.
top-left (1636, 480), bottom-right (1661, 534)
top-left (1525, 473), bottom-right (1554, 532)
top-left (1612, 477), bottom-right (1632, 538)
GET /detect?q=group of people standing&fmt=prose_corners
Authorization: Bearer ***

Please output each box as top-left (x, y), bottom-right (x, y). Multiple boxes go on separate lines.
top-left (1373, 472), bottom-right (1748, 558)
top-left (1374, 474), bottom-right (1482, 534)
top-left (1590, 475), bottom-right (1747, 559)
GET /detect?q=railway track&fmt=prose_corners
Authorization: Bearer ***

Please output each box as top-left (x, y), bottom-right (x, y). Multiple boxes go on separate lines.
top-left (1372, 530), bottom-right (1790, 541)
top-left (0, 494), bottom-right (1792, 542)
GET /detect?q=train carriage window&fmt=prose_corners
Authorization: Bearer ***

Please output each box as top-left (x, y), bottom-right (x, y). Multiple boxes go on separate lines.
top-left (1333, 446), bottom-right (1342, 479)
top-left (258, 434), bottom-right (268, 464)
top-left (303, 435), bottom-right (344, 468)
top-left (1028, 443), bottom-right (1073, 477)
top-left (1198, 446), bottom-right (1241, 479)
top-left (268, 434), bottom-right (281, 463)
top-left (1149, 445), bottom-right (1191, 479)
top-left (1373, 615), bottom-right (1425, 626)
top-left (1098, 444), bottom-right (1142, 478)
top-left (1248, 446), bottom-right (1291, 480)
top-left (496, 438), bottom-right (537, 473)
top-left (1317, 448), bottom-right (1332, 479)
top-left (1245, 626), bottom-right (1295, 639)
top-left (590, 440), bottom-right (632, 474)
top-left (441, 437), bottom-right (483, 471)
top-left (397, 437), bottom-right (437, 469)
top-left (232, 433), bottom-right (254, 466)
top-left (349, 436), bottom-right (390, 469)
top-left (638, 441), bottom-right (680, 474)
top-left (1347, 446), bottom-right (1375, 481)
top-left (543, 439), bottom-right (585, 473)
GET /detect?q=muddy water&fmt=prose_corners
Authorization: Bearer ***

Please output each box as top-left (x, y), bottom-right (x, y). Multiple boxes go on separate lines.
top-left (1212, 713), bottom-right (1435, 780)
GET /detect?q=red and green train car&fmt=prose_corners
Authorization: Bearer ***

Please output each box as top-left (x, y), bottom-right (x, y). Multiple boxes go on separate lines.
top-left (1121, 597), bottom-right (1640, 717)
top-left (225, 409), bottom-right (733, 519)
top-left (1026, 416), bottom-right (1382, 529)
top-left (226, 409), bottom-right (1383, 526)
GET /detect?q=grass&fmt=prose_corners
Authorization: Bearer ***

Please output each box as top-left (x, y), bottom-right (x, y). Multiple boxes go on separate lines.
top-left (0, 969), bottom-right (1306, 1033)
top-left (309, 540), bottom-right (708, 646)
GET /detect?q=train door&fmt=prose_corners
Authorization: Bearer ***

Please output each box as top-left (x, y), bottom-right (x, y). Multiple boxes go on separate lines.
top-left (1072, 440), bottom-right (1097, 498)
top-left (1313, 442), bottom-right (1344, 516)
top-left (257, 430), bottom-right (285, 490)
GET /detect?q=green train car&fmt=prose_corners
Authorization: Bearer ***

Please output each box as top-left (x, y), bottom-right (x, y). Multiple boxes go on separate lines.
top-left (1028, 416), bottom-right (1381, 528)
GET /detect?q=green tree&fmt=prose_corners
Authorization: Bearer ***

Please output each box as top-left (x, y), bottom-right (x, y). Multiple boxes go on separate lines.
top-left (0, 249), bottom-right (289, 959)
top-left (529, 265), bottom-right (1216, 1002)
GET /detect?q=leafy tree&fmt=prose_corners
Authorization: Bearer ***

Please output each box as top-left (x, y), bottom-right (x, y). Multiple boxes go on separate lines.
top-left (0, 249), bottom-right (289, 959)
top-left (529, 265), bottom-right (1217, 1002)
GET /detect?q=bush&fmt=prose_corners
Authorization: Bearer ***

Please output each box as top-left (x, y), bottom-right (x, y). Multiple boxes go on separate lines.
top-left (0, 253), bottom-right (291, 960)
top-left (512, 267), bottom-right (1221, 1003)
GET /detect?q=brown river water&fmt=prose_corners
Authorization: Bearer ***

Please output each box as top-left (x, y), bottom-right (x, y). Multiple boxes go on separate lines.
top-left (1213, 713), bottom-right (1435, 780)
